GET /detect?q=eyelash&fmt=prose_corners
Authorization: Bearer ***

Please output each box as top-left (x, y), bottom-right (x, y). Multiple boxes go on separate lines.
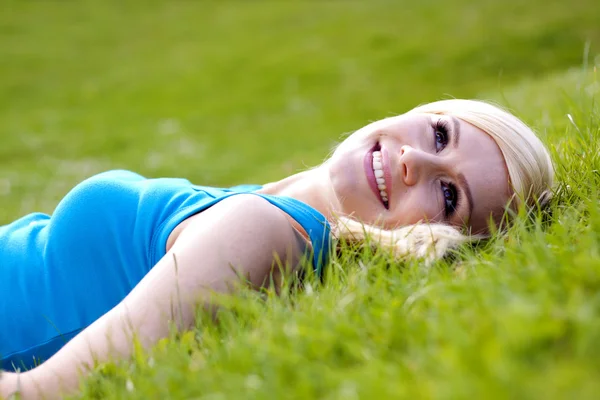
top-left (432, 120), bottom-right (458, 217)
top-left (433, 120), bottom-right (450, 153)
top-left (441, 181), bottom-right (459, 217)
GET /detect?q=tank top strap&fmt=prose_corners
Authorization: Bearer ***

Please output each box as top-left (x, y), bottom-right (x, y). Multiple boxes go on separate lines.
top-left (251, 194), bottom-right (331, 276)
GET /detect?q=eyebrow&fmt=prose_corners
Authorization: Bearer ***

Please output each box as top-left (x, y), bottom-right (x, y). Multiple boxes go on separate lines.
top-left (451, 115), bottom-right (461, 148)
top-left (457, 172), bottom-right (474, 224)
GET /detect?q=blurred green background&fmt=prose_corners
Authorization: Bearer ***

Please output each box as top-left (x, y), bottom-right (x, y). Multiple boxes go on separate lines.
top-left (1, 0), bottom-right (598, 223)
top-left (2, 2), bottom-right (600, 399)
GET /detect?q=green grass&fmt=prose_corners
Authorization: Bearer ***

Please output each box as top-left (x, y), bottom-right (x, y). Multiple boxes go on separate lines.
top-left (1, 0), bottom-right (600, 398)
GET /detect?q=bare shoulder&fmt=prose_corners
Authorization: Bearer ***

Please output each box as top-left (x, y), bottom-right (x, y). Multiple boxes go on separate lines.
top-left (211, 194), bottom-right (296, 235)
top-left (167, 194), bottom-right (309, 284)
top-left (167, 194), bottom-right (305, 253)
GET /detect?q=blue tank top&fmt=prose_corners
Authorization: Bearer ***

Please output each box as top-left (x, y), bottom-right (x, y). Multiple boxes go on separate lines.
top-left (0, 170), bottom-right (330, 371)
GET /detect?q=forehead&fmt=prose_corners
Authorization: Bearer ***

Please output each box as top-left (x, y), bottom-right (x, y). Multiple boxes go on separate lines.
top-left (451, 117), bottom-right (510, 233)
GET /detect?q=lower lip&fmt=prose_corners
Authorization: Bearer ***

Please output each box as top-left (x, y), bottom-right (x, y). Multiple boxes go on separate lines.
top-left (364, 144), bottom-right (385, 207)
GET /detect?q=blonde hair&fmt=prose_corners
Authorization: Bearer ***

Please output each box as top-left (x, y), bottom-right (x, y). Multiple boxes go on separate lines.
top-left (333, 99), bottom-right (555, 262)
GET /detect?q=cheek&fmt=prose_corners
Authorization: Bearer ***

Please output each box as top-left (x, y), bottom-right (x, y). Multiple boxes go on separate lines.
top-left (334, 127), bottom-right (371, 152)
top-left (386, 187), bottom-right (441, 228)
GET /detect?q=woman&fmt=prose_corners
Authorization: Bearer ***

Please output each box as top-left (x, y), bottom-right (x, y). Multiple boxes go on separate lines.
top-left (0, 99), bottom-right (553, 399)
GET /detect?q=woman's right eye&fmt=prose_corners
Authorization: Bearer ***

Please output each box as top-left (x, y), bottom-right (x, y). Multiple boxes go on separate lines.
top-left (433, 120), bottom-right (449, 153)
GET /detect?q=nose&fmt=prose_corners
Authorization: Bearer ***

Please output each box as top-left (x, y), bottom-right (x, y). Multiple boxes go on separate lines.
top-left (400, 145), bottom-right (442, 186)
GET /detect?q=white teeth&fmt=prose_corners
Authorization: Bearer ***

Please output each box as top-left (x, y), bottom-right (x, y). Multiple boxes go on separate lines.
top-left (372, 149), bottom-right (389, 204)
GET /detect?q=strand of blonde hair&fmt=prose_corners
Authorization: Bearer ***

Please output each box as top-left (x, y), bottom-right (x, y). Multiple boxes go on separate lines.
top-left (332, 216), bottom-right (473, 264)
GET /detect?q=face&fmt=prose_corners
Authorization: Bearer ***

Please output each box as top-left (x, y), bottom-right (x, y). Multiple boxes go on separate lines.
top-left (325, 112), bottom-right (511, 234)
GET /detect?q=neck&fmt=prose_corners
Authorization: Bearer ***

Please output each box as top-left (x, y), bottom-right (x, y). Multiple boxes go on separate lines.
top-left (257, 165), bottom-right (340, 223)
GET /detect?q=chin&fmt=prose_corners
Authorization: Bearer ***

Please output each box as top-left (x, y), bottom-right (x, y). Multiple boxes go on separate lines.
top-left (333, 184), bottom-right (382, 223)
top-left (328, 153), bottom-right (357, 194)
top-left (327, 148), bottom-right (379, 220)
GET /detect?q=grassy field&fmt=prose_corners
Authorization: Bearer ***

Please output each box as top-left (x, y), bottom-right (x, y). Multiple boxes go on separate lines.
top-left (1, 0), bottom-right (600, 398)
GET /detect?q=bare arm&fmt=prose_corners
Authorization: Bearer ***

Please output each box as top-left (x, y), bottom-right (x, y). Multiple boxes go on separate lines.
top-left (1, 194), bottom-right (307, 399)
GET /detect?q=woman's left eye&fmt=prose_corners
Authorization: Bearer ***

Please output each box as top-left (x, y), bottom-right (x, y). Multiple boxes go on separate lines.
top-left (433, 120), bottom-right (449, 153)
top-left (441, 181), bottom-right (458, 217)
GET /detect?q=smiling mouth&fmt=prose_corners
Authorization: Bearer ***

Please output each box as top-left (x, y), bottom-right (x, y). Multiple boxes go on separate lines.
top-left (365, 142), bottom-right (389, 209)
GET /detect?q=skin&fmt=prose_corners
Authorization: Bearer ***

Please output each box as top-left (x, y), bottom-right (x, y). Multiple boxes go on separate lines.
top-left (1, 195), bottom-right (308, 399)
top-left (0, 111), bottom-right (510, 399)
top-left (260, 112), bottom-right (510, 234)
